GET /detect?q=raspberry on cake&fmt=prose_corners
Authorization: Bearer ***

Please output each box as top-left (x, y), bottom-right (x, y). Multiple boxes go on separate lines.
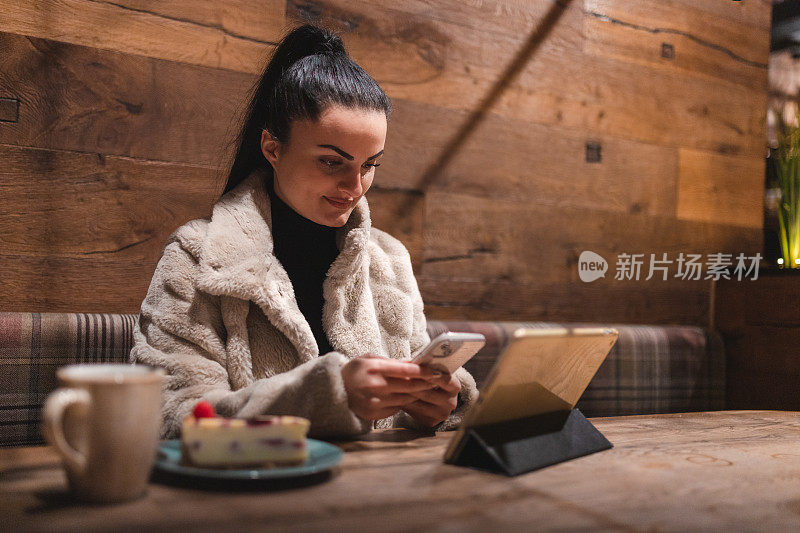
top-left (180, 408), bottom-right (311, 469)
top-left (192, 400), bottom-right (216, 419)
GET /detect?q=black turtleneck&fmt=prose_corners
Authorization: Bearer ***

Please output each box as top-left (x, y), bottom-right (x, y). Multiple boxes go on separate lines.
top-left (267, 177), bottom-right (340, 356)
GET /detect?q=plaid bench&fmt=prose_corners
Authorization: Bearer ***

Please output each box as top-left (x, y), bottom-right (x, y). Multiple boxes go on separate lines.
top-left (0, 312), bottom-right (725, 446)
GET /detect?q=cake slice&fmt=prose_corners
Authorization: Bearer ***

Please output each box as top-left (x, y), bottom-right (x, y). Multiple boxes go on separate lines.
top-left (180, 402), bottom-right (310, 469)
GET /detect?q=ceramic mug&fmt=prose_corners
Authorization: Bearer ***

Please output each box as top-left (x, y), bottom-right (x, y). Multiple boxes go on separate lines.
top-left (42, 363), bottom-right (165, 503)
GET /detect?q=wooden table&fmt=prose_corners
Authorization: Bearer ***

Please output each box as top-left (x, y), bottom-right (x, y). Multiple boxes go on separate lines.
top-left (3, 410), bottom-right (800, 532)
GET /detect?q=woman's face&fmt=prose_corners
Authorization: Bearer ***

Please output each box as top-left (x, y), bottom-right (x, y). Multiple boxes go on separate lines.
top-left (260, 105), bottom-right (387, 227)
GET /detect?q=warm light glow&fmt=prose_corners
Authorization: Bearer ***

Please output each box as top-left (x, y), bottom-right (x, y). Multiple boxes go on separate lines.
top-left (773, 104), bottom-right (800, 269)
top-left (778, 258), bottom-right (785, 265)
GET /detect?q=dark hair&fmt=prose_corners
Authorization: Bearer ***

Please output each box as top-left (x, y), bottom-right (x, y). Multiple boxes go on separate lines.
top-left (220, 24), bottom-right (392, 196)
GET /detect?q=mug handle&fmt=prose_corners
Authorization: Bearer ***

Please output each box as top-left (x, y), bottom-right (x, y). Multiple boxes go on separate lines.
top-left (42, 388), bottom-right (91, 474)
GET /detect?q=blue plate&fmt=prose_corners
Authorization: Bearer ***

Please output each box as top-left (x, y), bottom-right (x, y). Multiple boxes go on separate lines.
top-left (154, 439), bottom-right (343, 480)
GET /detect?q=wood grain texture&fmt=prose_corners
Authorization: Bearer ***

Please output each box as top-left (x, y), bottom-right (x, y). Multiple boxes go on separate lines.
top-left (384, 98), bottom-right (679, 217)
top-left (671, 0), bottom-right (772, 31)
top-left (715, 273), bottom-right (800, 329)
top-left (2, 411), bottom-right (800, 531)
top-left (419, 275), bottom-right (713, 325)
top-left (0, 144), bottom-right (220, 255)
top-left (0, 143), bottom-right (220, 312)
top-left (584, 0), bottom-right (769, 90)
top-left (0, 1), bottom-right (769, 154)
top-left (714, 273), bottom-right (800, 410)
top-left (0, 31), bottom-right (252, 167)
top-left (114, 0), bottom-right (288, 42)
top-left (421, 190), bottom-right (762, 284)
top-left (0, 0), bottom-right (283, 72)
top-left (0, 0), bottom-right (772, 325)
top-left (677, 148), bottom-right (765, 228)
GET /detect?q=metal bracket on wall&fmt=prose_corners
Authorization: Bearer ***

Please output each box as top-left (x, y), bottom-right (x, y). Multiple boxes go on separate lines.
top-left (0, 97), bottom-right (20, 123)
top-left (585, 142), bottom-right (602, 163)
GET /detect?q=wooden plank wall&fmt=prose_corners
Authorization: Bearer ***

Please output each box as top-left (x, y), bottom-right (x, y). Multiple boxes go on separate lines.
top-left (0, 0), bottom-right (770, 326)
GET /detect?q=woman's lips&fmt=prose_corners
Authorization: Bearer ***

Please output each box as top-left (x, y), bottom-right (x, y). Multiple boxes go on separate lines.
top-left (324, 196), bottom-right (352, 209)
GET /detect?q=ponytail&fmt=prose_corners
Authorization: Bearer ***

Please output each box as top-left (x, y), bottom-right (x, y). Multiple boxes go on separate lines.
top-left (221, 24), bottom-right (391, 196)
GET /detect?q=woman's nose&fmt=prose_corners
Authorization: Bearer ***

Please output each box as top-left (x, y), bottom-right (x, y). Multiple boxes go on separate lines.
top-left (337, 170), bottom-right (363, 198)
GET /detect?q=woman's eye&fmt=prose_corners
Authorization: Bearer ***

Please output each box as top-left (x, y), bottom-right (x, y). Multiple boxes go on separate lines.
top-left (320, 158), bottom-right (341, 169)
top-left (320, 158), bottom-right (380, 171)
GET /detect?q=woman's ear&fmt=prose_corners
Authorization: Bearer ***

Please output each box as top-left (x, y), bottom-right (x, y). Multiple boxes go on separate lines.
top-left (260, 129), bottom-right (281, 166)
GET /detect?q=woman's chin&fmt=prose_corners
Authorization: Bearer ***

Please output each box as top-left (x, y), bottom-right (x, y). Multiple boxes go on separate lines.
top-left (318, 204), bottom-right (353, 227)
top-left (328, 215), bottom-right (349, 227)
top-left (314, 212), bottom-right (349, 227)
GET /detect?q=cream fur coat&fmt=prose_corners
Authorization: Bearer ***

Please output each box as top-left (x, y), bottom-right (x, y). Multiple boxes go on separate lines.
top-left (130, 168), bottom-right (478, 439)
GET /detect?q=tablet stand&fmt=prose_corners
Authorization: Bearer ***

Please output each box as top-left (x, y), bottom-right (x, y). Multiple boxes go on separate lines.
top-left (445, 408), bottom-right (612, 476)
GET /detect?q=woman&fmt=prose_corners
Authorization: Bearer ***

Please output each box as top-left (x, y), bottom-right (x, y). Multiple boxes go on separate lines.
top-left (130, 24), bottom-right (478, 439)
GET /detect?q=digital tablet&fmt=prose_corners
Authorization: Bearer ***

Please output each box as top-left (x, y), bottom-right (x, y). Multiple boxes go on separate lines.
top-left (444, 326), bottom-right (619, 462)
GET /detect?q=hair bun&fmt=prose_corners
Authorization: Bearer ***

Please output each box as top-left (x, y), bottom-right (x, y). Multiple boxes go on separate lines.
top-left (313, 32), bottom-right (346, 57)
top-left (286, 24), bottom-right (347, 63)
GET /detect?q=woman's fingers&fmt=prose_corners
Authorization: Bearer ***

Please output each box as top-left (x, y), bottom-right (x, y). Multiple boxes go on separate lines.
top-left (382, 376), bottom-right (443, 393)
top-left (348, 392), bottom-right (410, 419)
top-left (403, 400), bottom-right (445, 427)
top-left (346, 355), bottom-right (461, 424)
top-left (432, 372), bottom-right (461, 394)
top-left (407, 387), bottom-right (457, 407)
top-left (367, 358), bottom-right (443, 381)
top-left (407, 383), bottom-right (458, 420)
top-left (368, 359), bottom-right (459, 389)
top-left (370, 391), bottom-right (418, 407)
top-left (403, 375), bottom-right (460, 427)
top-left (388, 371), bottom-right (459, 394)
top-left (356, 376), bottom-right (427, 404)
top-left (343, 356), bottom-right (425, 421)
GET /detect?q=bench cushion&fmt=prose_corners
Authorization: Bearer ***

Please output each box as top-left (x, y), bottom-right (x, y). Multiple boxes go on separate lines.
top-left (0, 313), bottom-right (137, 446)
top-left (0, 313), bottom-right (724, 446)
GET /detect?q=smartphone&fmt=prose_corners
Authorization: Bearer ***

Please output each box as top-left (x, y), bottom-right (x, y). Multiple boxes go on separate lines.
top-left (411, 332), bottom-right (486, 374)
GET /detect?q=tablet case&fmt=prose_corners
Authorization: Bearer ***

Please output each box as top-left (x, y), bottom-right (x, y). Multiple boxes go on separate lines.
top-left (443, 327), bottom-right (618, 476)
top-left (445, 408), bottom-right (612, 476)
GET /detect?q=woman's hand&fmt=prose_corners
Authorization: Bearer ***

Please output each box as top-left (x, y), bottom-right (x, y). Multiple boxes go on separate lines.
top-left (402, 371), bottom-right (461, 428)
top-left (341, 354), bottom-right (444, 421)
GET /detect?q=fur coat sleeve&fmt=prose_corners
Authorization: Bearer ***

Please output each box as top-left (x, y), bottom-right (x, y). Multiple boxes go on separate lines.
top-left (130, 237), bottom-right (372, 440)
top-left (382, 262), bottom-right (479, 433)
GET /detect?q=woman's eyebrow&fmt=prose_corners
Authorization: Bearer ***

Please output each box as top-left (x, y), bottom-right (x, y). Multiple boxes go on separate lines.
top-left (318, 144), bottom-right (384, 161)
